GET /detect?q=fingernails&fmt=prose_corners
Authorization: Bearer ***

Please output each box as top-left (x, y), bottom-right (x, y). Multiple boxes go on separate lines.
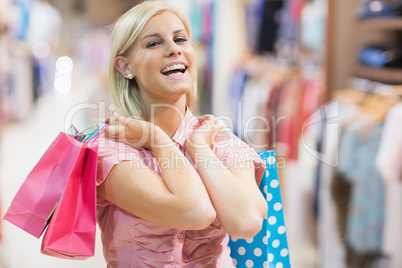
top-left (214, 117), bottom-right (225, 126)
top-left (110, 119), bottom-right (119, 126)
top-left (214, 117), bottom-right (230, 135)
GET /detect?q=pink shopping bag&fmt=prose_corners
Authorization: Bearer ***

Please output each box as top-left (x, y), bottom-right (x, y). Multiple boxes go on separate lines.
top-left (41, 139), bottom-right (98, 259)
top-left (3, 132), bottom-right (85, 238)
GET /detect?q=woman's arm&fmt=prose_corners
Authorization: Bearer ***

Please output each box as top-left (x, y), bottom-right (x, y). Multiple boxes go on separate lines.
top-left (97, 119), bottom-right (216, 230)
top-left (187, 115), bottom-right (267, 239)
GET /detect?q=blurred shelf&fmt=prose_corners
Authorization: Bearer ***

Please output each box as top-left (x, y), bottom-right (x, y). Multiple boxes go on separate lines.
top-left (354, 64), bottom-right (402, 84)
top-left (357, 18), bottom-right (402, 30)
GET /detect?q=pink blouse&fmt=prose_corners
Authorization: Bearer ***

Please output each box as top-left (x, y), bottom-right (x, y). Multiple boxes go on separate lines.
top-left (96, 108), bottom-right (265, 268)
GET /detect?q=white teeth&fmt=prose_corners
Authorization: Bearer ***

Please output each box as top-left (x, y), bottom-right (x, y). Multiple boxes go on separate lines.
top-left (168, 72), bottom-right (182, 77)
top-left (161, 64), bottom-right (186, 74)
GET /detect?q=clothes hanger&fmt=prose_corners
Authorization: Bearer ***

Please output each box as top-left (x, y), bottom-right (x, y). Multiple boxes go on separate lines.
top-left (337, 87), bottom-right (397, 132)
top-left (350, 93), bottom-right (397, 135)
top-left (332, 87), bottom-right (368, 104)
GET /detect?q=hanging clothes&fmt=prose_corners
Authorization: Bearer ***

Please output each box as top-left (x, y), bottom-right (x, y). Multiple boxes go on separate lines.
top-left (245, 0), bottom-right (264, 52)
top-left (317, 99), bottom-right (360, 268)
top-left (375, 103), bottom-right (402, 268)
top-left (338, 117), bottom-right (385, 255)
top-left (257, 0), bottom-right (284, 54)
top-left (228, 67), bottom-right (248, 137)
top-left (189, 0), bottom-right (215, 114)
top-left (240, 76), bottom-right (271, 149)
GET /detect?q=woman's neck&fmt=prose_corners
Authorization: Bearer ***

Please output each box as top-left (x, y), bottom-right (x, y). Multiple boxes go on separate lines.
top-left (149, 101), bottom-right (187, 138)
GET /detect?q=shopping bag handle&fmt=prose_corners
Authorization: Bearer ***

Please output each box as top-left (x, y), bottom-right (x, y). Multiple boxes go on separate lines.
top-left (67, 125), bottom-right (79, 135)
top-left (73, 122), bottom-right (102, 138)
top-left (86, 124), bottom-right (108, 145)
top-left (72, 122), bottom-right (107, 143)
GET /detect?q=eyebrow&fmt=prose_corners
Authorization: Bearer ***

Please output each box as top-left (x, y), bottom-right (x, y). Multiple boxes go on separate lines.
top-left (141, 29), bottom-right (187, 42)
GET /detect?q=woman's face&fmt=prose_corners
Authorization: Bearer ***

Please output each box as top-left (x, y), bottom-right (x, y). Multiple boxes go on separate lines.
top-left (129, 11), bottom-right (196, 105)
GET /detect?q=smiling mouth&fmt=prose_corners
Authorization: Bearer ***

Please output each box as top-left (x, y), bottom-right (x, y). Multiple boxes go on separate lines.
top-left (161, 64), bottom-right (187, 77)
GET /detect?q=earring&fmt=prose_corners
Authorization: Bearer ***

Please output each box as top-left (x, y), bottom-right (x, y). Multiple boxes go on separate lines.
top-left (127, 73), bottom-right (133, 79)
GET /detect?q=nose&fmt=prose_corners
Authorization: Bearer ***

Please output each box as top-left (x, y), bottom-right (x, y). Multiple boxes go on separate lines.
top-left (165, 41), bottom-right (182, 57)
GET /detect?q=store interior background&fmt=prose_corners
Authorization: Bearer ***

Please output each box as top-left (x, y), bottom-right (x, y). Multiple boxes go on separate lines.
top-left (1, 0), bottom-right (402, 267)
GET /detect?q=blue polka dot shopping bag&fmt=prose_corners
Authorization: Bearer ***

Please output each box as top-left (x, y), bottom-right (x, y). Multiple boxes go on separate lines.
top-left (229, 151), bottom-right (291, 268)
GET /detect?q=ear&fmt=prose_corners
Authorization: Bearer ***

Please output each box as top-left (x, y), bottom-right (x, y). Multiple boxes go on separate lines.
top-left (114, 56), bottom-right (133, 79)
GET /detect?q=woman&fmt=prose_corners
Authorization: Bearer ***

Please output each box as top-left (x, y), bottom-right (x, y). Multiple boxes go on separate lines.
top-left (96, 1), bottom-right (267, 267)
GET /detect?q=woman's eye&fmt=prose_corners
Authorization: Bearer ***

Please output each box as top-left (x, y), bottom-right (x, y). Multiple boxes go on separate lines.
top-left (146, 41), bottom-right (161, 48)
top-left (175, 37), bottom-right (188, 43)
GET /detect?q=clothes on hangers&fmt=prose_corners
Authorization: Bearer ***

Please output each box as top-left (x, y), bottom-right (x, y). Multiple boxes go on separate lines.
top-left (338, 117), bottom-right (385, 254)
top-left (375, 103), bottom-right (402, 268)
top-left (257, 0), bottom-right (284, 54)
top-left (227, 57), bottom-right (323, 158)
top-left (316, 100), bottom-right (360, 268)
top-left (316, 86), bottom-right (402, 267)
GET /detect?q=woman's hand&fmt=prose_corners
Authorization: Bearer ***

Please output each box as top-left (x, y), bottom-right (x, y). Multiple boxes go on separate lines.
top-left (187, 114), bottom-right (266, 238)
top-left (187, 114), bottom-right (223, 155)
top-left (105, 116), bottom-right (169, 149)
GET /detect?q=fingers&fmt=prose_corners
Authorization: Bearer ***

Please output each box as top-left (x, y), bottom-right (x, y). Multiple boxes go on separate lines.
top-left (104, 115), bottom-right (131, 140)
top-left (106, 115), bottom-right (138, 126)
top-left (105, 123), bottom-right (124, 140)
top-left (191, 114), bottom-right (223, 147)
top-left (194, 114), bottom-right (224, 134)
top-left (206, 116), bottom-right (223, 143)
top-left (199, 114), bottom-right (224, 128)
top-left (211, 120), bottom-right (223, 142)
top-left (197, 114), bottom-right (213, 125)
top-left (104, 116), bottom-right (153, 148)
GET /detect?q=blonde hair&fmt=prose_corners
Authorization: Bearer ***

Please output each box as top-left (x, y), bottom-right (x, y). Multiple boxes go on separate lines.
top-left (109, 0), bottom-right (197, 120)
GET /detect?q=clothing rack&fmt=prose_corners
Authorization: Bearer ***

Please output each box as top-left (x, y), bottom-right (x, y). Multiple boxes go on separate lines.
top-left (317, 81), bottom-right (402, 268)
